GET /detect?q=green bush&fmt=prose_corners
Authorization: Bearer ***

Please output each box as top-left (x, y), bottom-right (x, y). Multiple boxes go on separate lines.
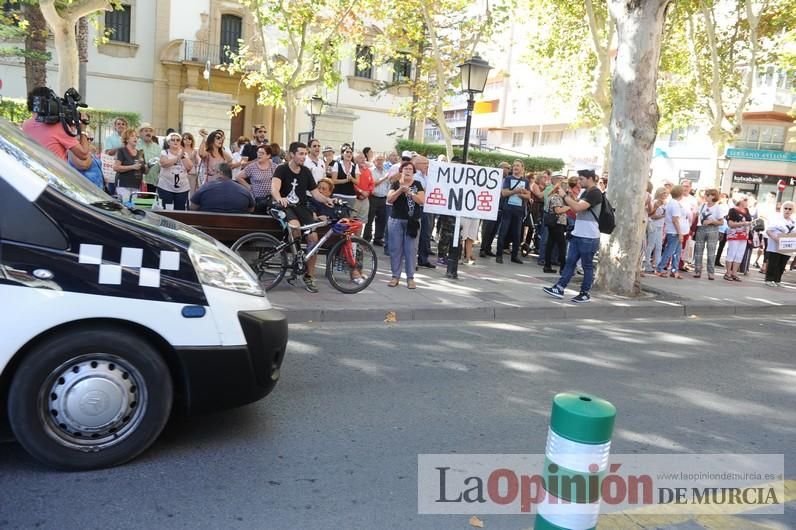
top-left (395, 139), bottom-right (564, 172)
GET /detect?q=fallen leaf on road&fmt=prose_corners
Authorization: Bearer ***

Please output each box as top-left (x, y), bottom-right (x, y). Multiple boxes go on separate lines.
top-left (469, 515), bottom-right (484, 528)
top-left (384, 311), bottom-right (397, 323)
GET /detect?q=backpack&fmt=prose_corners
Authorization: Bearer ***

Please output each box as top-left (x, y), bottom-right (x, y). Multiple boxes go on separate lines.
top-left (589, 191), bottom-right (616, 234)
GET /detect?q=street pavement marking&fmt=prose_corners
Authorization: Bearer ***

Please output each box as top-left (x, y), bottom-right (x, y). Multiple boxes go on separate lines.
top-left (596, 479), bottom-right (795, 529)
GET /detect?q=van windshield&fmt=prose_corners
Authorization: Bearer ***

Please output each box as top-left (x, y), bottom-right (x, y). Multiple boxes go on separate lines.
top-left (0, 118), bottom-right (109, 205)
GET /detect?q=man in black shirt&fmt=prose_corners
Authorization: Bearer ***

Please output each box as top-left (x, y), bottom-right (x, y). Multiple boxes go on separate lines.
top-left (272, 142), bottom-right (336, 293)
top-left (240, 125), bottom-right (269, 167)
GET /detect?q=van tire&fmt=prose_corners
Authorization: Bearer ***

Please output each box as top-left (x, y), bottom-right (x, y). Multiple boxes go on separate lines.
top-left (8, 328), bottom-right (173, 470)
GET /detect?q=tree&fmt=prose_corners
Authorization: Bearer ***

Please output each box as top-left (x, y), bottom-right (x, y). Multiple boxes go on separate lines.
top-left (225, 0), bottom-right (363, 145)
top-left (596, 0), bottom-right (672, 296)
top-left (38, 0), bottom-right (114, 94)
top-left (0, 1), bottom-right (50, 91)
top-left (657, 0), bottom-right (788, 186)
top-left (371, 0), bottom-right (509, 159)
top-left (523, 0), bottom-right (614, 167)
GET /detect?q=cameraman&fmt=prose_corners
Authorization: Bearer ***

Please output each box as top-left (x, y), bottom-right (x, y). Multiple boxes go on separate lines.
top-left (22, 87), bottom-right (90, 164)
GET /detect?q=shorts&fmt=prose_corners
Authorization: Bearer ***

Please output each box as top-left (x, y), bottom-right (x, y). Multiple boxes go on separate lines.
top-left (726, 239), bottom-right (747, 262)
top-left (283, 204), bottom-right (316, 227)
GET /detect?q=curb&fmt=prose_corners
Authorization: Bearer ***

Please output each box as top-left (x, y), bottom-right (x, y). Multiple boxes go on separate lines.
top-left (281, 302), bottom-right (796, 324)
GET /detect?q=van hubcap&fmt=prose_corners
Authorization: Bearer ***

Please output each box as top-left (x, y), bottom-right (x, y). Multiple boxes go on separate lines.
top-left (41, 355), bottom-right (147, 451)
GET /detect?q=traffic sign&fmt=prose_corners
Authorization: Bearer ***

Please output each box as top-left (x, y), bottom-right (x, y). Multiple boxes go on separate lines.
top-left (778, 179), bottom-right (786, 192)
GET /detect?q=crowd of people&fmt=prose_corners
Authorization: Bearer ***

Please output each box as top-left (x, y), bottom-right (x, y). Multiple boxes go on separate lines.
top-left (18, 87), bottom-right (795, 296)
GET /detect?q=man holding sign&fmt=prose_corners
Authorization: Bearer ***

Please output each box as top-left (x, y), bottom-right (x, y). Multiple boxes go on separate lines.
top-left (764, 201), bottom-right (796, 287)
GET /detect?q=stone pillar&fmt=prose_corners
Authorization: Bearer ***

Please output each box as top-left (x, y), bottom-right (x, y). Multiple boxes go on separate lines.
top-left (178, 88), bottom-right (236, 141)
top-left (313, 106), bottom-right (359, 150)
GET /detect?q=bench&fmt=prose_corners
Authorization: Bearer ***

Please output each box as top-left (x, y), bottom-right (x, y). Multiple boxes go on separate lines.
top-left (156, 210), bottom-right (333, 246)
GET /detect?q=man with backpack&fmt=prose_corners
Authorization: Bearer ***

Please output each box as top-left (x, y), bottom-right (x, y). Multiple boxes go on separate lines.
top-left (543, 169), bottom-right (610, 303)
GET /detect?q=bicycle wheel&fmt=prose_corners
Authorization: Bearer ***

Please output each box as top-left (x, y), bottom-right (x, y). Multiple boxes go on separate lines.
top-left (325, 236), bottom-right (378, 294)
top-left (231, 233), bottom-right (287, 291)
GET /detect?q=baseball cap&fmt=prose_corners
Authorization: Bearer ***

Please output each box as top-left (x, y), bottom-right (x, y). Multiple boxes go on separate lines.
top-left (322, 145), bottom-right (334, 153)
top-left (401, 150), bottom-right (412, 159)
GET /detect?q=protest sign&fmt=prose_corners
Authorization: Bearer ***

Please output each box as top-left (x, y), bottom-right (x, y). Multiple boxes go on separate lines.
top-left (423, 161), bottom-right (502, 221)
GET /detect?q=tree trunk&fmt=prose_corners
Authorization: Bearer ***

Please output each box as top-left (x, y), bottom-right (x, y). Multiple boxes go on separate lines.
top-left (23, 3), bottom-right (48, 92)
top-left (597, 0), bottom-right (672, 296)
top-left (77, 16), bottom-right (89, 97)
top-left (283, 94), bottom-right (296, 148)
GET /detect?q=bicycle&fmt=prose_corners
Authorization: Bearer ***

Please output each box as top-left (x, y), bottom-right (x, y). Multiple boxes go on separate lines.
top-left (231, 202), bottom-right (378, 294)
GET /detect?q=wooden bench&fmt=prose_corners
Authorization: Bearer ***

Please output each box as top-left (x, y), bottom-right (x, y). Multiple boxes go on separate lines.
top-left (156, 210), bottom-right (333, 246)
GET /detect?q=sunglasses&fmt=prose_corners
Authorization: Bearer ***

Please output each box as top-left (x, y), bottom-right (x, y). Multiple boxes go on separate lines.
top-left (784, 207), bottom-right (793, 211)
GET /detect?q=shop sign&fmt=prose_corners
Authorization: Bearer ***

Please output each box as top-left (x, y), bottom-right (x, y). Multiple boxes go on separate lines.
top-left (732, 172), bottom-right (796, 186)
top-left (726, 148), bottom-right (796, 163)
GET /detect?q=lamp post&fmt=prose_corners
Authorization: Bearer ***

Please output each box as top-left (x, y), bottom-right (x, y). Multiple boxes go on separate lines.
top-left (717, 156), bottom-right (730, 191)
top-left (308, 95), bottom-right (324, 140)
top-left (446, 55), bottom-right (492, 279)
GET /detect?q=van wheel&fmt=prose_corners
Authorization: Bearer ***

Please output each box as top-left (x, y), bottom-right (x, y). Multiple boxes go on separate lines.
top-left (8, 328), bottom-right (173, 470)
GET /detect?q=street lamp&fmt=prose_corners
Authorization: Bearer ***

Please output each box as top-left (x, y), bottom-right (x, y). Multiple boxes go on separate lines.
top-left (446, 55), bottom-right (492, 279)
top-left (308, 95), bottom-right (324, 140)
top-left (717, 156), bottom-right (730, 189)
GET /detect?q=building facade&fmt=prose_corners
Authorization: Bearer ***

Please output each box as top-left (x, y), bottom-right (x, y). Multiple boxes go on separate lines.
top-left (0, 0), bottom-right (410, 153)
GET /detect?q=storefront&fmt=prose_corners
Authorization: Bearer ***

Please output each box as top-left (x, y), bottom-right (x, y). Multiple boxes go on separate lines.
top-left (723, 148), bottom-right (796, 203)
top-left (730, 172), bottom-right (796, 203)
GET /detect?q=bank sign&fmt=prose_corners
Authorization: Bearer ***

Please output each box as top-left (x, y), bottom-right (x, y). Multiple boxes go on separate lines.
top-left (726, 148), bottom-right (796, 163)
top-left (424, 162), bottom-right (502, 221)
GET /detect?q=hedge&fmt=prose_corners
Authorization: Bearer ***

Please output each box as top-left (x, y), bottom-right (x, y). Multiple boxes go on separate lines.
top-left (395, 139), bottom-right (565, 172)
top-left (0, 97), bottom-right (140, 148)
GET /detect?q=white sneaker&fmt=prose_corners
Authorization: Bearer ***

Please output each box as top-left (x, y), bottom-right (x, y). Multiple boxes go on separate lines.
top-left (764, 281), bottom-right (776, 287)
top-left (775, 282), bottom-right (784, 288)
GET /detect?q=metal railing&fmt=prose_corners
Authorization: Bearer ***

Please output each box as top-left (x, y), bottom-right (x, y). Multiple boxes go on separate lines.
top-left (183, 40), bottom-right (232, 66)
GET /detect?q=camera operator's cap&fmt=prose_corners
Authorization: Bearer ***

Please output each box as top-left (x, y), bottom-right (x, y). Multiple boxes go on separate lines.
top-left (322, 145), bottom-right (334, 153)
top-left (138, 122), bottom-right (153, 131)
top-left (401, 150), bottom-right (412, 160)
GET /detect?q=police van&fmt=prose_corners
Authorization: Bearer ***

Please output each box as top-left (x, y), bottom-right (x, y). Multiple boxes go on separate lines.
top-left (0, 119), bottom-right (287, 470)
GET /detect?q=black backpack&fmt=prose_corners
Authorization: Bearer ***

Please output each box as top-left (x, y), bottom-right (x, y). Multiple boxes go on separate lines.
top-left (589, 192), bottom-right (616, 234)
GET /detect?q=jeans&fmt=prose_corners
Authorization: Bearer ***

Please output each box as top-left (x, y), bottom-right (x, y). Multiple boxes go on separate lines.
top-left (383, 204), bottom-right (392, 255)
top-left (657, 233), bottom-right (682, 273)
top-left (537, 223), bottom-right (549, 262)
top-left (364, 195), bottom-right (387, 242)
top-left (693, 226), bottom-right (719, 275)
top-left (497, 206), bottom-right (524, 258)
top-left (418, 212), bottom-right (434, 264)
top-left (157, 188), bottom-right (189, 210)
top-left (387, 217), bottom-right (418, 280)
top-left (480, 216), bottom-right (499, 254)
top-left (545, 224), bottom-right (567, 268)
top-left (557, 236), bottom-right (600, 293)
top-left (643, 223), bottom-right (663, 272)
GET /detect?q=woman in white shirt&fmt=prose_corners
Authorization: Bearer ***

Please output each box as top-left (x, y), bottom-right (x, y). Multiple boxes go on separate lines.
top-left (644, 187), bottom-right (668, 273)
top-left (692, 188), bottom-right (724, 280)
top-left (764, 201), bottom-right (795, 286)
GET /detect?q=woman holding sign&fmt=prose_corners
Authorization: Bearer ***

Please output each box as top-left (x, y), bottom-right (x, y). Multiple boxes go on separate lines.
top-left (764, 201), bottom-right (795, 287)
top-left (386, 161), bottom-right (425, 289)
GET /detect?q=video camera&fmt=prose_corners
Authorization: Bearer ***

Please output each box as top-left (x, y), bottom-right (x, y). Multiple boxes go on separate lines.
top-left (31, 87), bottom-right (88, 138)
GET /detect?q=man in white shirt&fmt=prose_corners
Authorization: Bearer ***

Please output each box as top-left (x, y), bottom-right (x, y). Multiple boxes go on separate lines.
top-left (365, 153), bottom-right (390, 245)
top-left (304, 138), bottom-right (326, 183)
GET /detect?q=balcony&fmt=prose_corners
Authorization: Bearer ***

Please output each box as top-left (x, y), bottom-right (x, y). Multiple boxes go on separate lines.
top-left (183, 40), bottom-right (228, 66)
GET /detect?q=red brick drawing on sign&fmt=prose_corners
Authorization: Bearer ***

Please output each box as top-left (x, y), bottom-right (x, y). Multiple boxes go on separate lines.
top-left (426, 187), bottom-right (447, 207)
top-left (477, 191), bottom-right (493, 212)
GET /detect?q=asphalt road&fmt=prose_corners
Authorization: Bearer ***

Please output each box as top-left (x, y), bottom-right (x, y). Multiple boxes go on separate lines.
top-left (1, 315), bottom-right (794, 530)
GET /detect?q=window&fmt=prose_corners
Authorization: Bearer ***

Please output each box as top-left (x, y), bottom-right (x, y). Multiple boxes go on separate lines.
top-left (219, 14), bottom-right (242, 64)
top-left (355, 46), bottom-right (374, 79)
top-left (531, 132), bottom-right (539, 146)
top-left (736, 125), bottom-right (786, 151)
top-left (512, 132), bottom-right (523, 148)
top-left (392, 55), bottom-right (412, 83)
top-left (105, 4), bottom-right (131, 43)
top-left (541, 131), bottom-right (563, 145)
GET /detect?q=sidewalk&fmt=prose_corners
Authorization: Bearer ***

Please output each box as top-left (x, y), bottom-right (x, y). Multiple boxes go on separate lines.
top-left (266, 249), bottom-right (796, 323)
